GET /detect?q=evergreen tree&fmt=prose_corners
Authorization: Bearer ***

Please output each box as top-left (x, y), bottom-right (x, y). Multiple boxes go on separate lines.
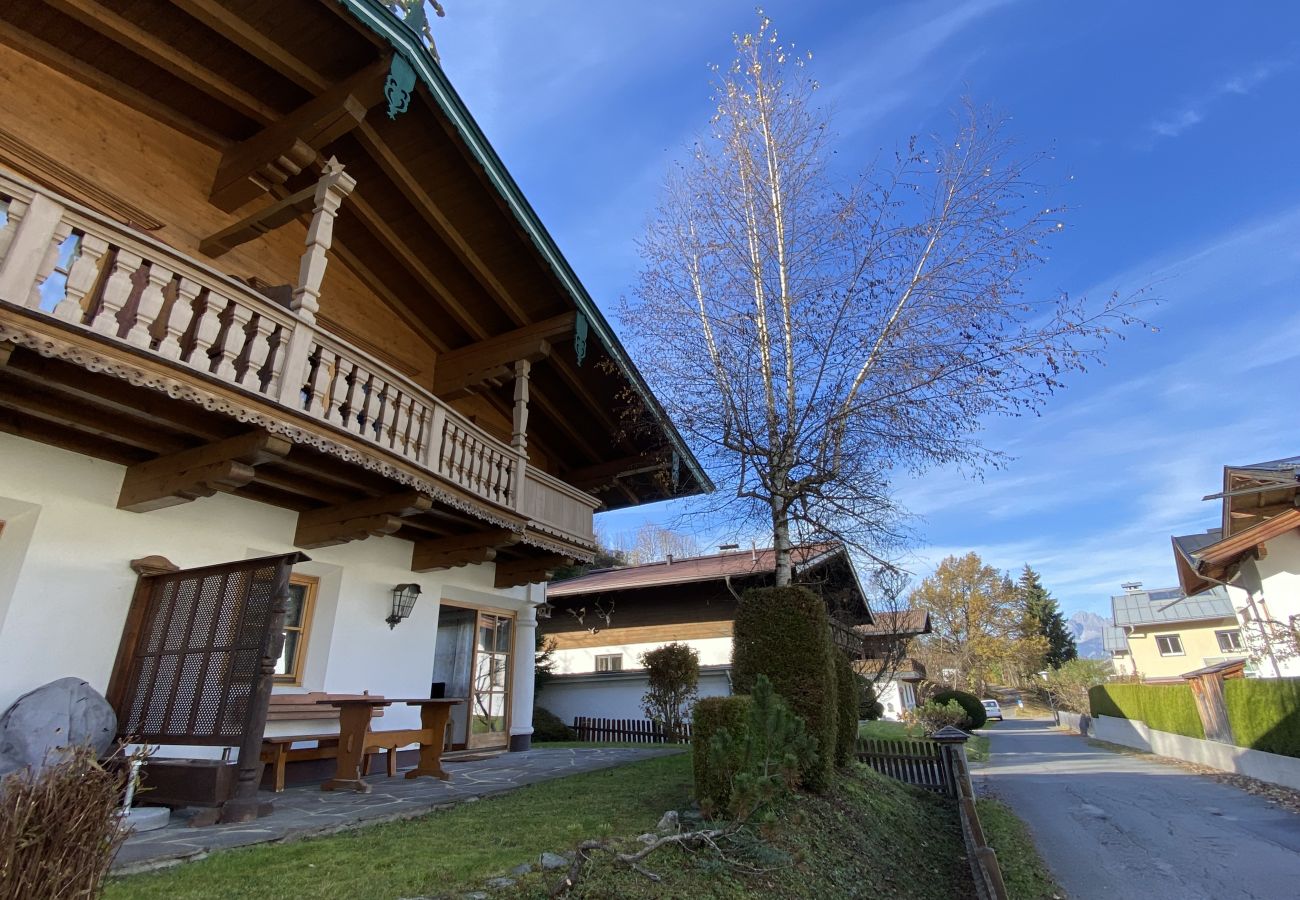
top-left (1018, 565), bottom-right (1077, 668)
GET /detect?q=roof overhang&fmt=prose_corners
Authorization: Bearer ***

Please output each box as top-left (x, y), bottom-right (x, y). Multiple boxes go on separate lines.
top-left (1173, 508), bottom-right (1300, 595)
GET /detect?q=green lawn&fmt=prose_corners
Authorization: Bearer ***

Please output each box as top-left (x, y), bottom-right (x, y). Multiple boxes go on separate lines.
top-left (976, 798), bottom-right (1065, 900)
top-left (109, 750), bottom-right (981, 900)
top-left (858, 719), bottom-right (992, 762)
top-left (108, 754), bottom-right (691, 900)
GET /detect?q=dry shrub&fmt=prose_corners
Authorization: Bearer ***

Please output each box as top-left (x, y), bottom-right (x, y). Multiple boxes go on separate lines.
top-left (0, 745), bottom-right (129, 900)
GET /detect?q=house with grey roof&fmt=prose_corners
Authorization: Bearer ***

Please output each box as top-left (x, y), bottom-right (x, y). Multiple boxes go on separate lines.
top-left (1107, 583), bottom-right (1249, 682)
top-left (1101, 625), bottom-right (1134, 677)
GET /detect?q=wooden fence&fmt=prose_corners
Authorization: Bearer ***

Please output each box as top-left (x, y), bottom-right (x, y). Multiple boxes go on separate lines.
top-left (571, 716), bottom-right (692, 744)
top-left (854, 737), bottom-right (951, 794)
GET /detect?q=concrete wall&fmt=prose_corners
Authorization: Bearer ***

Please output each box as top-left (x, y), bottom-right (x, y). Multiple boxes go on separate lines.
top-left (537, 668), bottom-right (733, 724)
top-left (1091, 714), bottom-right (1300, 791)
top-left (1057, 710), bottom-right (1091, 735)
top-left (0, 433), bottom-right (538, 748)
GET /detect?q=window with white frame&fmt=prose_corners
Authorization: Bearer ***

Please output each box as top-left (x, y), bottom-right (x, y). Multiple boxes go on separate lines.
top-left (594, 653), bottom-right (623, 673)
top-left (1155, 634), bottom-right (1184, 656)
top-left (1215, 629), bottom-right (1244, 653)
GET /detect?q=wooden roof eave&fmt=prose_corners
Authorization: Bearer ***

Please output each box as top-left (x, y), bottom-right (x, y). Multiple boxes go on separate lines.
top-left (333, 0), bottom-right (712, 499)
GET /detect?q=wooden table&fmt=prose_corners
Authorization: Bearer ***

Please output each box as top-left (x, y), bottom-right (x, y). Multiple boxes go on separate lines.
top-left (318, 697), bottom-right (463, 793)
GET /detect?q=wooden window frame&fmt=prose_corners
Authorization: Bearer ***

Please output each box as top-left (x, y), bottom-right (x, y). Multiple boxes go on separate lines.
top-left (275, 573), bottom-right (318, 685)
top-left (595, 653), bottom-right (623, 673)
top-left (1154, 633), bottom-right (1184, 657)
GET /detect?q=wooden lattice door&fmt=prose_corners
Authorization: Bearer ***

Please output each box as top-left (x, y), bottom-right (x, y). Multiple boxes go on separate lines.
top-left (110, 552), bottom-right (306, 822)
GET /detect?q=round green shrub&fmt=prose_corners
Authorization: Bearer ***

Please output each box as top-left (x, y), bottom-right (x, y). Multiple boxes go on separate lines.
top-left (930, 689), bottom-right (987, 730)
top-left (833, 651), bottom-right (859, 766)
top-left (531, 707), bottom-right (574, 742)
top-left (860, 681), bottom-right (885, 720)
top-left (732, 585), bottom-right (837, 791)
top-left (691, 695), bottom-right (752, 812)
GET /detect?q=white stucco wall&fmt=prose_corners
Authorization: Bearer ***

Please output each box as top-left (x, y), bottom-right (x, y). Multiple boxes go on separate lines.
top-left (1241, 531), bottom-right (1300, 678)
top-left (0, 432), bottom-right (537, 749)
top-left (549, 637), bottom-right (732, 675)
top-left (537, 668), bottom-right (733, 724)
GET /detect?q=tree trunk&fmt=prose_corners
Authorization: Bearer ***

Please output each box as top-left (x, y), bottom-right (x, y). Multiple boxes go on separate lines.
top-left (773, 505), bottom-right (792, 587)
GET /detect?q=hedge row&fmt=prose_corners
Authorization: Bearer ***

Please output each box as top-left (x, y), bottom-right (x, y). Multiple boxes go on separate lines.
top-left (692, 695), bottom-right (753, 810)
top-left (1224, 678), bottom-right (1300, 759)
top-left (1088, 683), bottom-right (1205, 740)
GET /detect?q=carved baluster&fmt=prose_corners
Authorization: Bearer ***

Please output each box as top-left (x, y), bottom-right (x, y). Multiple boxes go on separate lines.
top-left (0, 197), bottom-right (29, 264)
top-left (350, 366), bottom-right (375, 436)
top-left (211, 297), bottom-right (251, 383)
top-left (304, 345), bottom-right (334, 417)
top-left (261, 324), bottom-right (286, 398)
top-left (391, 394), bottom-right (414, 457)
top-left (28, 220), bottom-right (73, 310)
top-left (448, 424), bottom-right (465, 484)
top-left (335, 359), bottom-right (362, 430)
top-left (53, 233), bottom-right (108, 325)
top-left (371, 381), bottom-right (396, 447)
top-left (90, 248), bottom-right (143, 338)
top-left (155, 276), bottom-right (189, 360)
top-left (424, 404), bottom-right (446, 471)
top-left (237, 313), bottom-right (276, 393)
top-left (126, 262), bottom-right (174, 349)
top-left (183, 282), bottom-right (219, 371)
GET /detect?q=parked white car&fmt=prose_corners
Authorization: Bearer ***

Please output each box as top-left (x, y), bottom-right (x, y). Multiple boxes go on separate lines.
top-left (981, 699), bottom-right (1004, 721)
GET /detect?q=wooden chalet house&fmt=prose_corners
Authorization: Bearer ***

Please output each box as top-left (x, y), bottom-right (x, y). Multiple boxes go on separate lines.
top-left (853, 610), bottom-right (931, 721)
top-left (536, 544), bottom-right (871, 724)
top-left (0, 0), bottom-right (707, 800)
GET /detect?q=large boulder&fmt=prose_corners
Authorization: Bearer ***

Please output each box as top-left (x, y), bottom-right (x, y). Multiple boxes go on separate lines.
top-left (0, 677), bottom-right (117, 775)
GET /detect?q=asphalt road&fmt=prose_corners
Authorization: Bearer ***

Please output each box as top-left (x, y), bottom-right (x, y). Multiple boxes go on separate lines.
top-left (977, 717), bottom-right (1300, 900)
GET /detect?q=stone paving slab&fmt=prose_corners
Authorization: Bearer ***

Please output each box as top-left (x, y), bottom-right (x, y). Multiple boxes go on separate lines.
top-left (113, 746), bottom-right (683, 874)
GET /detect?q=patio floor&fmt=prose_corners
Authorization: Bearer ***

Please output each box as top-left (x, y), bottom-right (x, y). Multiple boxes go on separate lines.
top-left (113, 746), bottom-right (684, 874)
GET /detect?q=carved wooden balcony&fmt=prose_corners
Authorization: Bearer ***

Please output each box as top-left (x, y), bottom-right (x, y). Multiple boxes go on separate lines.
top-left (0, 170), bottom-right (598, 551)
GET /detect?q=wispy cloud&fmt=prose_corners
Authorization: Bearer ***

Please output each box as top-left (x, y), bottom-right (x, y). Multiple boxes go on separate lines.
top-left (1148, 57), bottom-right (1292, 141)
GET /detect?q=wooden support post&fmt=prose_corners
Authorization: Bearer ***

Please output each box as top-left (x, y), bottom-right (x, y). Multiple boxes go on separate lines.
top-left (293, 490), bottom-right (433, 549)
top-left (511, 359), bottom-right (530, 454)
top-left (117, 430), bottom-right (291, 512)
top-left (411, 528), bottom-right (520, 572)
top-left (290, 158), bottom-right (356, 324)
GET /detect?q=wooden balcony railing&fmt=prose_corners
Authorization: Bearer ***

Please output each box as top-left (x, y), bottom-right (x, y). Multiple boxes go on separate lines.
top-left (0, 170), bottom-right (596, 544)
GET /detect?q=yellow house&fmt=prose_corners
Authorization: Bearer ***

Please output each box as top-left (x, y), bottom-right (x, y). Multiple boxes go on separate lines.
top-left (1109, 585), bottom-right (1249, 682)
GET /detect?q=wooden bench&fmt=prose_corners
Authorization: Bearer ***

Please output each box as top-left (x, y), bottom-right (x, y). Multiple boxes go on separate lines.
top-left (260, 692), bottom-right (393, 792)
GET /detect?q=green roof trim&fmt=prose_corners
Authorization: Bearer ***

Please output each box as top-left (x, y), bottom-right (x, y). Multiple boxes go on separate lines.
top-left (337, 0), bottom-right (712, 495)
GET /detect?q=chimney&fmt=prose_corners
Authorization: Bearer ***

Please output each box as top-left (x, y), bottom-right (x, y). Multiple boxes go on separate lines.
top-left (665, 554), bottom-right (673, 565)
top-left (751, 539), bottom-right (757, 561)
top-left (1121, 581), bottom-right (1143, 594)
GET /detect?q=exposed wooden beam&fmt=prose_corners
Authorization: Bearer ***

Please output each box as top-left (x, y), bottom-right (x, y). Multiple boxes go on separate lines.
top-left (167, 0), bottom-right (329, 93)
top-left (0, 342), bottom-right (12, 367)
top-left (529, 383), bottom-right (604, 463)
top-left (200, 184), bottom-right (316, 257)
top-left (45, 0), bottom-right (281, 125)
top-left (209, 59), bottom-right (386, 212)
top-left (1230, 499), bottom-right (1300, 519)
top-left (432, 313), bottom-right (575, 397)
top-left (326, 239), bottom-right (448, 352)
top-left (494, 554), bottom-right (574, 589)
top-left (564, 453), bottom-right (661, 491)
top-left (117, 430), bottom-right (291, 512)
top-left (0, 18), bottom-right (223, 147)
top-left (294, 490), bottom-right (433, 549)
top-left (411, 528), bottom-right (520, 573)
top-left (0, 377), bottom-right (189, 453)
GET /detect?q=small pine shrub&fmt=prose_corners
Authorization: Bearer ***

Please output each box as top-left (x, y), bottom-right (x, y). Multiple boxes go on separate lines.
top-left (931, 689), bottom-right (987, 730)
top-left (732, 585), bottom-right (837, 792)
top-left (692, 695), bottom-right (752, 813)
top-left (704, 676), bottom-right (813, 820)
top-left (531, 707), bottom-right (574, 742)
top-left (833, 651), bottom-right (858, 767)
top-left (1224, 677), bottom-right (1300, 758)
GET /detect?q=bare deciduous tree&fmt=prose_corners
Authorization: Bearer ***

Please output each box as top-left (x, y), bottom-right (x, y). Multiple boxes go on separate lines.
top-left (622, 15), bottom-right (1147, 585)
top-left (611, 524), bottom-right (705, 565)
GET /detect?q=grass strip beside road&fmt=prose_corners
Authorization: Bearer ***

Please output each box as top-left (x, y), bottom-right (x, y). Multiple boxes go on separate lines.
top-left (976, 798), bottom-right (1066, 900)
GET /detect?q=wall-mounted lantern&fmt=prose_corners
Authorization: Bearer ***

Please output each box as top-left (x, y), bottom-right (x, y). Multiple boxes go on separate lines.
top-left (535, 600), bottom-right (554, 620)
top-left (387, 583), bottom-right (422, 629)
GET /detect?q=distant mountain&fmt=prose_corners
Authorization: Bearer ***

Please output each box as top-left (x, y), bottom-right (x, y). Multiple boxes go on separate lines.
top-left (1068, 611), bottom-right (1110, 659)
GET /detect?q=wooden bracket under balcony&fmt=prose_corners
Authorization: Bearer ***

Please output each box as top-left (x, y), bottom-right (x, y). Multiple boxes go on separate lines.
top-left (117, 430), bottom-right (291, 513)
top-left (411, 528), bottom-right (521, 572)
top-left (209, 57), bottom-right (388, 212)
top-left (294, 491), bottom-right (433, 549)
top-left (494, 554), bottom-right (574, 589)
top-left (432, 313), bottom-right (576, 397)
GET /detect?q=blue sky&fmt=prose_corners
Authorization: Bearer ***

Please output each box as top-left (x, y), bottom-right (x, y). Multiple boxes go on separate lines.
top-left (431, 1), bottom-right (1300, 618)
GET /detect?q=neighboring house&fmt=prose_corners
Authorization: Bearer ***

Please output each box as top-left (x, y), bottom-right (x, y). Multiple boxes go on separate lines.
top-left (0, 1), bottom-right (706, 766)
top-left (854, 610), bottom-right (932, 721)
top-left (1102, 625), bottom-right (1135, 677)
top-left (1172, 456), bottom-right (1300, 678)
top-left (1108, 585), bottom-right (1249, 682)
top-left (535, 544), bottom-right (870, 723)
